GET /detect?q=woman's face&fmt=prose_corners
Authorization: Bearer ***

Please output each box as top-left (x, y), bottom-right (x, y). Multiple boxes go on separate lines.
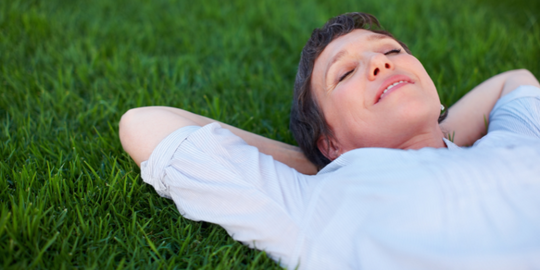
top-left (311, 29), bottom-right (442, 159)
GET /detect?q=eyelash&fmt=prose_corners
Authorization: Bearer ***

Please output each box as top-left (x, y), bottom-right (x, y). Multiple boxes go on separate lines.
top-left (338, 48), bottom-right (402, 82)
top-left (385, 48), bottom-right (401, 55)
top-left (339, 70), bottom-right (354, 82)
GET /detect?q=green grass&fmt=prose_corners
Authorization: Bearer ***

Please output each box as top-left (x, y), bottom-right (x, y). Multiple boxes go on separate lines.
top-left (1, 0), bottom-right (539, 268)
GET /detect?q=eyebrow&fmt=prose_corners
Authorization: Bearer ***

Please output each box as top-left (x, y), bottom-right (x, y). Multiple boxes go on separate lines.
top-left (323, 34), bottom-right (393, 86)
top-left (367, 33), bottom-right (392, 41)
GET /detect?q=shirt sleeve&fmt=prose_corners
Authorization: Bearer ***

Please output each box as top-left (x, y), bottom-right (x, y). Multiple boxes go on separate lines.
top-left (488, 85), bottom-right (540, 139)
top-left (140, 122), bottom-right (308, 267)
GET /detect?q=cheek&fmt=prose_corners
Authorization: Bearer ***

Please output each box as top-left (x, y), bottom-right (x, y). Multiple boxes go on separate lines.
top-left (409, 57), bottom-right (436, 89)
top-left (320, 90), bottom-right (363, 136)
top-left (321, 94), bottom-right (346, 125)
top-left (403, 57), bottom-right (439, 103)
top-left (329, 86), bottom-right (364, 116)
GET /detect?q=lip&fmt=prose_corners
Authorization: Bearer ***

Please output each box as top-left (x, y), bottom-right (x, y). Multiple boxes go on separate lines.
top-left (374, 74), bottom-right (415, 104)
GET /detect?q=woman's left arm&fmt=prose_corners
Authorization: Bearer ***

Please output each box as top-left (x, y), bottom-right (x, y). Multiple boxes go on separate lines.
top-left (440, 69), bottom-right (539, 146)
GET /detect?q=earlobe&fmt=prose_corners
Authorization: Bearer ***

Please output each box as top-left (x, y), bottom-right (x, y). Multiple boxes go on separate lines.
top-left (317, 136), bottom-right (341, 161)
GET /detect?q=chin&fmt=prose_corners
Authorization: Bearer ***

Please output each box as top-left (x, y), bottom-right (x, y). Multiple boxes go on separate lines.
top-left (394, 99), bottom-right (440, 127)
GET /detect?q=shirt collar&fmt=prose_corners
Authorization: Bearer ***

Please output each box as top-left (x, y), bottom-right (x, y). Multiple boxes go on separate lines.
top-left (443, 137), bottom-right (460, 149)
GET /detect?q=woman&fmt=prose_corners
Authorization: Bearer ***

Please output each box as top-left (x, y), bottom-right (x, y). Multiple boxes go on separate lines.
top-left (119, 13), bottom-right (540, 270)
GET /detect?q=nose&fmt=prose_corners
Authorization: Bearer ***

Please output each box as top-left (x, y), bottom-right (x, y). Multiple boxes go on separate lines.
top-left (367, 53), bottom-right (393, 81)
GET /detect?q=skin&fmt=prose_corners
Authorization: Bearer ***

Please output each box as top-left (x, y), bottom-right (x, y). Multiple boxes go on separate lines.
top-left (119, 107), bottom-right (317, 174)
top-left (119, 30), bottom-right (539, 175)
top-left (440, 69), bottom-right (540, 146)
top-left (311, 29), bottom-right (445, 160)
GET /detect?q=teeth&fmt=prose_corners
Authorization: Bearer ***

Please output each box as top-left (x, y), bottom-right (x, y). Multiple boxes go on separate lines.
top-left (380, 81), bottom-right (405, 100)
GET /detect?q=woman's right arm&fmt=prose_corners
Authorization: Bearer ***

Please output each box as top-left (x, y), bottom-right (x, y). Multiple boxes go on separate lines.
top-left (440, 69), bottom-right (540, 146)
top-left (119, 107), bottom-right (318, 175)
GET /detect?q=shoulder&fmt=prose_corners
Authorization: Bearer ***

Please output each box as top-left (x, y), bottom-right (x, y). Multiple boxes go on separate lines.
top-left (491, 85), bottom-right (540, 114)
top-left (480, 85), bottom-right (540, 146)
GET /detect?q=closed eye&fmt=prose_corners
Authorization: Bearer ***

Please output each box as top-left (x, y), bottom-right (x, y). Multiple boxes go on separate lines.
top-left (336, 48), bottom-right (400, 83)
top-left (339, 69), bottom-right (354, 82)
top-left (385, 48), bottom-right (401, 55)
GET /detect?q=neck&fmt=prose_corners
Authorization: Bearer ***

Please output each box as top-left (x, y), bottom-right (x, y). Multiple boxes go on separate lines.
top-left (397, 124), bottom-right (446, 150)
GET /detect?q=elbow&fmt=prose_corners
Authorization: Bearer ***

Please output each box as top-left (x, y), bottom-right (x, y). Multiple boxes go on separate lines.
top-left (119, 108), bottom-right (135, 153)
top-left (501, 69), bottom-right (540, 95)
top-left (119, 107), bottom-right (147, 159)
top-left (510, 69), bottom-right (537, 81)
top-left (511, 69), bottom-right (539, 86)
top-left (119, 106), bottom-right (194, 166)
top-left (513, 68), bottom-right (534, 76)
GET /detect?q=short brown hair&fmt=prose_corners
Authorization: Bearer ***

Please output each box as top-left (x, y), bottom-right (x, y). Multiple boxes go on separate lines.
top-left (289, 12), bottom-right (414, 170)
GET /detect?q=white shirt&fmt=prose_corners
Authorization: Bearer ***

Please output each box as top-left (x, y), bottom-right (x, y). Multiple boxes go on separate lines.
top-left (141, 85), bottom-right (540, 270)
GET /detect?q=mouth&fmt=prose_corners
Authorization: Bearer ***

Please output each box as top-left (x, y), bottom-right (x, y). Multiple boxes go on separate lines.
top-left (375, 75), bottom-right (414, 104)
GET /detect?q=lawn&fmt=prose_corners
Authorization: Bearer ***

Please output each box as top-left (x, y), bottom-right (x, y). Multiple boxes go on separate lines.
top-left (1, 0), bottom-right (539, 268)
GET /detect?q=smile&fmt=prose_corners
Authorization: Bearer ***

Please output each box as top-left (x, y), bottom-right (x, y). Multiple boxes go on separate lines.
top-left (378, 81), bottom-right (407, 101)
top-left (375, 75), bottom-right (414, 104)
top-left (381, 81), bottom-right (405, 95)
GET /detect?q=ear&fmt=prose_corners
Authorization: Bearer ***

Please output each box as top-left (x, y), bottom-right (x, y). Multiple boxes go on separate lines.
top-left (317, 136), bottom-right (341, 161)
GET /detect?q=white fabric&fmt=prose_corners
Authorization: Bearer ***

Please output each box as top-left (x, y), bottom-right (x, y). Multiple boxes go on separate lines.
top-left (442, 137), bottom-right (459, 149)
top-left (141, 85), bottom-right (540, 270)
